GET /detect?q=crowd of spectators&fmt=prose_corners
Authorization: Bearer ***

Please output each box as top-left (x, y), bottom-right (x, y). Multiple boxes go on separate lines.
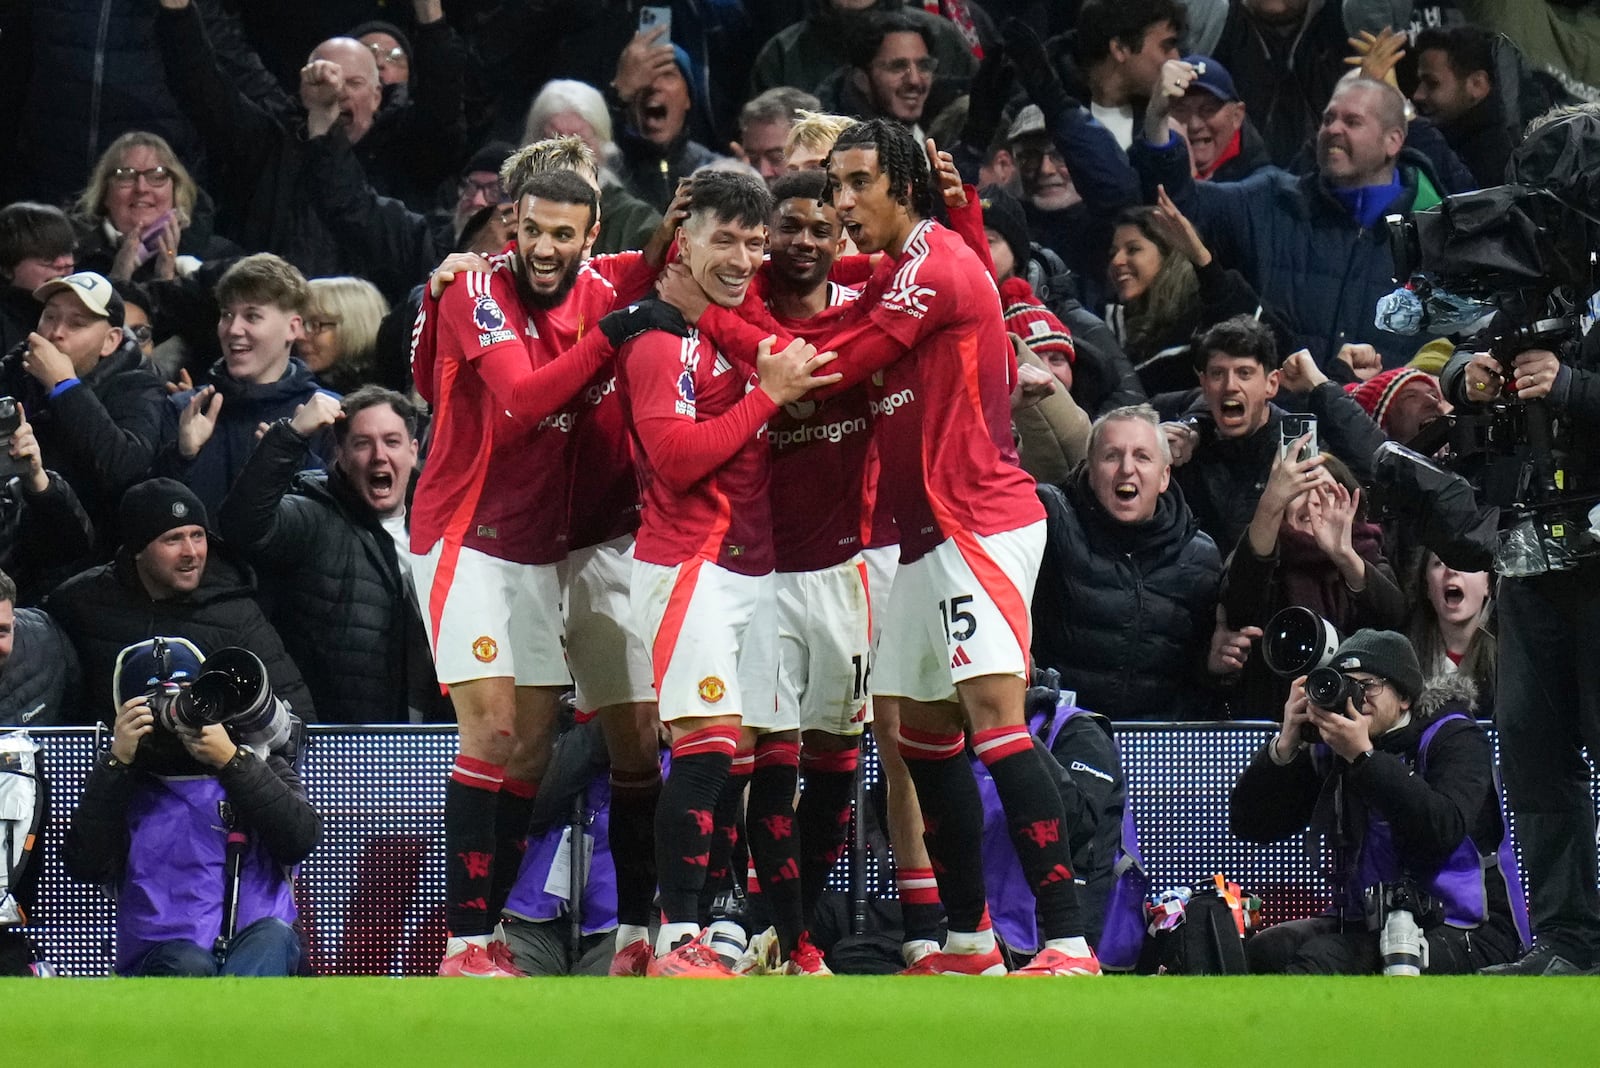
top-left (1, 0), bottom-right (1594, 978)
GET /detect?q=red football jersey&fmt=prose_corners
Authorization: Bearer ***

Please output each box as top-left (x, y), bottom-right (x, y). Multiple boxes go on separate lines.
top-left (556, 253), bottom-right (656, 551)
top-left (700, 219), bottom-right (1040, 562)
top-left (619, 329), bottom-right (778, 577)
top-left (409, 254), bottom-right (650, 564)
top-left (767, 283), bottom-right (876, 572)
top-left (410, 266), bottom-right (569, 563)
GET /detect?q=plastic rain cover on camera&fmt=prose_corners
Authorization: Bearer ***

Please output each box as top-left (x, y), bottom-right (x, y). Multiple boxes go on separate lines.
top-left (0, 732), bottom-right (41, 926)
top-left (1494, 516), bottom-right (1550, 578)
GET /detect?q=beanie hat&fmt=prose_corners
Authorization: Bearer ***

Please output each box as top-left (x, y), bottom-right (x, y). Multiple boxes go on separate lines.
top-left (461, 140), bottom-right (516, 181)
top-left (347, 20), bottom-right (414, 68)
top-left (119, 478), bottom-right (208, 552)
top-left (1000, 276), bottom-right (1075, 367)
top-left (1343, 367), bottom-right (1433, 432)
top-left (1332, 629), bottom-right (1424, 703)
top-left (978, 185), bottom-right (1030, 277)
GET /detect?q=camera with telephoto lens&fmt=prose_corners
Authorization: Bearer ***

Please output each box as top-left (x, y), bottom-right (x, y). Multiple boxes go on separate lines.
top-left (113, 637), bottom-right (293, 755)
top-left (1261, 607), bottom-right (1359, 740)
top-left (1364, 881), bottom-right (1435, 977)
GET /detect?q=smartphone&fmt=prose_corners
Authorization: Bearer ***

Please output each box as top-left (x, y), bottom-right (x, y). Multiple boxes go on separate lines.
top-left (140, 209), bottom-right (177, 255)
top-left (1278, 414), bottom-right (1318, 462)
top-left (638, 5), bottom-right (672, 43)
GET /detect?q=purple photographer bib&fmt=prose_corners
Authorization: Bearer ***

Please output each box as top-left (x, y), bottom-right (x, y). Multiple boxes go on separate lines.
top-left (116, 776), bottom-right (297, 975)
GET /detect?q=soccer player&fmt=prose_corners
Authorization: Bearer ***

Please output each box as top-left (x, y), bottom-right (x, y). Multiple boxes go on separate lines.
top-left (619, 170), bottom-right (839, 978)
top-left (680, 119), bottom-right (1100, 976)
top-left (758, 169), bottom-right (905, 970)
top-left (410, 167), bottom-right (676, 978)
top-left (492, 138), bottom-right (678, 977)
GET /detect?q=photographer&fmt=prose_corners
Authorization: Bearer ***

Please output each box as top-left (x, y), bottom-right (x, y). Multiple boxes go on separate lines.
top-left (1439, 240), bottom-right (1600, 974)
top-left (62, 638), bottom-right (320, 976)
top-left (1230, 630), bottom-right (1520, 974)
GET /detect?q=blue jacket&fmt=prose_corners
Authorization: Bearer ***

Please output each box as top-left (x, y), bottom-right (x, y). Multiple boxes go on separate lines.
top-left (156, 357), bottom-right (333, 516)
top-left (1130, 132), bottom-right (1436, 370)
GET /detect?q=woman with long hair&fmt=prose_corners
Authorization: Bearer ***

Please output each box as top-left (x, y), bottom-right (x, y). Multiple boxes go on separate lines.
top-left (1105, 187), bottom-right (1290, 397)
top-left (1408, 553), bottom-right (1496, 716)
top-left (72, 131), bottom-right (239, 283)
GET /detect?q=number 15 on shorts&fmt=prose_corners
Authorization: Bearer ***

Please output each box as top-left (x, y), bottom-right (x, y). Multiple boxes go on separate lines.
top-left (939, 595), bottom-right (976, 644)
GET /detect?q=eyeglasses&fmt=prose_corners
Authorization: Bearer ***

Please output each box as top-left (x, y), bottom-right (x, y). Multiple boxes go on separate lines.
top-left (1013, 143), bottom-right (1066, 171)
top-left (872, 56), bottom-right (938, 77)
top-left (461, 175), bottom-right (506, 201)
top-left (306, 319), bottom-right (340, 335)
top-left (126, 324), bottom-right (153, 344)
top-left (367, 42), bottom-right (408, 66)
top-left (1352, 678), bottom-right (1390, 699)
top-left (110, 166), bottom-right (173, 187)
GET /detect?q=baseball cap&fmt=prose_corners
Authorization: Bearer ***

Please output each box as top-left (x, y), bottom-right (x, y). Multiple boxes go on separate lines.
top-left (1007, 105), bottom-right (1046, 143)
top-left (33, 271), bottom-right (126, 328)
top-left (1182, 54), bottom-right (1240, 104)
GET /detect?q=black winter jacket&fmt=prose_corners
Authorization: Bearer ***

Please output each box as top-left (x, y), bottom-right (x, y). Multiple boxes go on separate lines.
top-left (2, 0), bottom-right (286, 205)
top-left (0, 338), bottom-right (164, 553)
top-left (155, 357), bottom-right (332, 516)
top-left (154, 3), bottom-right (448, 284)
top-left (1229, 678), bottom-right (1519, 954)
top-left (217, 422), bottom-right (446, 725)
top-left (45, 548), bottom-right (314, 726)
top-left (0, 607), bottom-right (82, 727)
top-left (612, 122), bottom-right (724, 214)
top-left (0, 471), bottom-right (95, 606)
top-left (302, 127), bottom-right (450, 307)
top-left (0, 286), bottom-right (42, 362)
top-left (1437, 97), bottom-right (1515, 191)
top-left (1172, 388), bottom-right (1387, 552)
top-left (1033, 472), bottom-right (1223, 721)
top-left (1187, 0), bottom-right (1354, 169)
top-left (1209, 117), bottom-right (1274, 184)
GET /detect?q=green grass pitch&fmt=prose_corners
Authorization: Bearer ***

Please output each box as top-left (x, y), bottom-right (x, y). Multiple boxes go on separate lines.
top-left (7, 976), bottom-right (1599, 1066)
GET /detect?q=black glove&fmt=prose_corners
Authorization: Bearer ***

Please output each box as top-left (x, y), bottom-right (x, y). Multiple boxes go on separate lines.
top-left (1003, 19), bottom-right (1077, 124)
top-left (599, 299), bottom-right (690, 347)
top-left (960, 43), bottom-right (1012, 149)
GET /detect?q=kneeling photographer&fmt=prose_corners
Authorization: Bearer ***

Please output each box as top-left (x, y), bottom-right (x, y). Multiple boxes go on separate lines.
top-left (1230, 630), bottom-right (1520, 974)
top-left (63, 637), bottom-right (321, 977)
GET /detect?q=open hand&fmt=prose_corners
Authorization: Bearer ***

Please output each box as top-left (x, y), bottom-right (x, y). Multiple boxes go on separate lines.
top-left (1149, 185), bottom-right (1210, 267)
top-left (178, 385), bottom-right (223, 459)
top-left (756, 336), bottom-right (841, 405)
top-left (654, 262), bottom-right (710, 324)
top-left (428, 252), bottom-right (491, 299)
